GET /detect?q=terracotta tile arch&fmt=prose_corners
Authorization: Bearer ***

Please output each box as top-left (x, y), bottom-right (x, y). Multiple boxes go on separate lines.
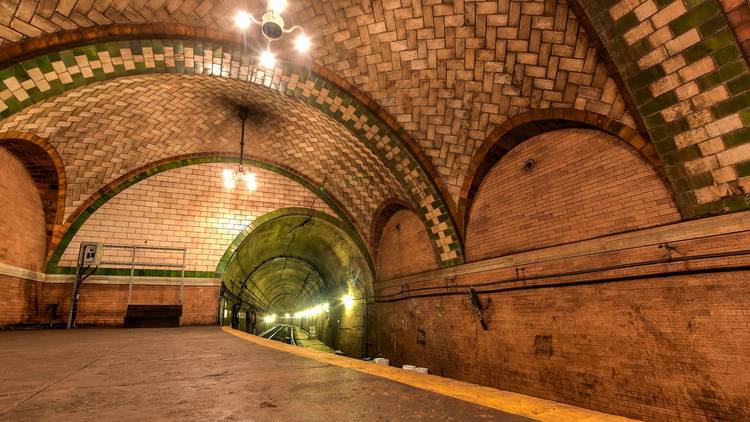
top-left (565, 0), bottom-right (650, 137)
top-left (562, 0), bottom-right (750, 217)
top-left (0, 22), bottom-right (457, 221)
top-left (718, 0), bottom-right (750, 66)
top-left (0, 131), bottom-right (66, 258)
top-left (458, 108), bottom-right (664, 232)
top-left (48, 152), bottom-right (364, 271)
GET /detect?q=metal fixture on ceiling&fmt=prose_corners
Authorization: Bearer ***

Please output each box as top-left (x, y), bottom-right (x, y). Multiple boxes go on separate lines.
top-left (223, 106), bottom-right (257, 191)
top-left (234, 0), bottom-right (310, 69)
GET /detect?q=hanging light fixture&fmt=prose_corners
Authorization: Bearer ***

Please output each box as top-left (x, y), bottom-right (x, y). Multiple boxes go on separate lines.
top-left (234, 1), bottom-right (310, 70)
top-left (224, 107), bottom-right (257, 191)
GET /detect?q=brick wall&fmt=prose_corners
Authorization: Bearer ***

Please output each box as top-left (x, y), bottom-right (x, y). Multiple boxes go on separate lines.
top-left (0, 147), bottom-right (47, 327)
top-left (376, 209), bottom-right (439, 281)
top-left (0, 147), bottom-right (47, 271)
top-left (465, 128), bottom-right (680, 262)
top-left (38, 282), bottom-right (218, 327)
top-left (373, 211), bottom-right (750, 421)
top-left (0, 275), bottom-right (38, 326)
top-left (373, 270), bottom-right (749, 421)
top-left (1, 277), bottom-right (218, 328)
top-left (60, 163), bottom-right (335, 271)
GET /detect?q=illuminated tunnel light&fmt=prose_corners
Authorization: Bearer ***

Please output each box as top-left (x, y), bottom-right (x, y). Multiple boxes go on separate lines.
top-left (263, 314), bottom-right (276, 323)
top-left (292, 302), bottom-right (330, 319)
top-left (342, 294), bottom-right (353, 310)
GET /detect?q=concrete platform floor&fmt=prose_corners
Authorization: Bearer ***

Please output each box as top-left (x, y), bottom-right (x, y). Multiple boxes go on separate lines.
top-left (0, 327), bottom-right (638, 421)
top-left (0, 326), bottom-right (530, 421)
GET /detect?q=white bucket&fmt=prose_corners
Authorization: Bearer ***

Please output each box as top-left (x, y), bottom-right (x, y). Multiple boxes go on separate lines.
top-left (415, 367), bottom-right (429, 374)
top-left (402, 364), bottom-right (417, 371)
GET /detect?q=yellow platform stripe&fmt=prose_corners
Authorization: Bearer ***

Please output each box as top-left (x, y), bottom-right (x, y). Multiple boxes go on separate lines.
top-left (221, 327), bottom-right (638, 422)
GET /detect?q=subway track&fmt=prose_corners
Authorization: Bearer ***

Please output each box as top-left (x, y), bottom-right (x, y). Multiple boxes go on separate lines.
top-left (260, 324), bottom-right (296, 345)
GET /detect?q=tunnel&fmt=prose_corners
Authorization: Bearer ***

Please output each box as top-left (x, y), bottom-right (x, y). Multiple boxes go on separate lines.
top-left (218, 208), bottom-right (373, 357)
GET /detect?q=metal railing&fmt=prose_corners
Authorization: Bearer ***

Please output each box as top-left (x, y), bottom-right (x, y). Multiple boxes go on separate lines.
top-left (99, 243), bottom-right (187, 305)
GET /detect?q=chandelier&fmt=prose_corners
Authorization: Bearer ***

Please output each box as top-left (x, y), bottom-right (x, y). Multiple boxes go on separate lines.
top-left (234, 0), bottom-right (310, 69)
top-left (223, 106), bottom-right (257, 191)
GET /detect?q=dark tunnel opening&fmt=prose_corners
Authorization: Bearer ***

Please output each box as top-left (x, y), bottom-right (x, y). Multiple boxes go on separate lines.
top-left (218, 208), bottom-right (373, 357)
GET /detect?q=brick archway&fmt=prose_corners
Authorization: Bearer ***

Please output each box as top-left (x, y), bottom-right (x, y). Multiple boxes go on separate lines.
top-left (46, 153), bottom-right (368, 274)
top-left (458, 109), bottom-right (664, 232)
top-left (0, 131), bottom-right (66, 257)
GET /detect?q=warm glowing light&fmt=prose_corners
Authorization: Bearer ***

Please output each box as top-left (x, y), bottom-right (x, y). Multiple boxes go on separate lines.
top-left (222, 168), bottom-right (256, 191)
top-left (342, 294), bottom-right (354, 310)
top-left (292, 302), bottom-right (329, 319)
top-left (244, 171), bottom-right (257, 191)
top-left (284, 313), bottom-right (291, 319)
top-left (234, 11), bottom-right (253, 29)
top-left (295, 34), bottom-right (311, 52)
top-left (263, 314), bottom-right (277, 323)
top-left (223, 168), bottom-right (236, 189)
top-left (268, 0), bottom-right (287, 13)
top-left (259, 49), bottom-right (276, 69)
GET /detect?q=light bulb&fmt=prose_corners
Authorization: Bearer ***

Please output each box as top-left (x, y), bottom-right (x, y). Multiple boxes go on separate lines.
top-left (268, 0), bottom-right (287, 13)
top-left (295, 34), bottom-right (311, 52)
top-left (234, 11), bottom-right (252, 30)
top-left (259, 50), bottom-right (276, 69)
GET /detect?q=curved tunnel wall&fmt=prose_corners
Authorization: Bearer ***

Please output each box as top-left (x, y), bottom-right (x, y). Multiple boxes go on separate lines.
top-left (220, 209), bottom-right (374, 357)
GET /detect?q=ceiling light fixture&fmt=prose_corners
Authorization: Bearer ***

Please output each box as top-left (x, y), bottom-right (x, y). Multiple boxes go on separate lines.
top-left (223, 107), bottom-right (257, 191)
top-left (233, 1), bottom-right (310, 69)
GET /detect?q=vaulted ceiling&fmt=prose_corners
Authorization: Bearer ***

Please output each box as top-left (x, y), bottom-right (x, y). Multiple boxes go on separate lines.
top-left (0, 73), bottom-right (408, 240)
top-left (1, 0), bottom-right (749, 270)
top-left (0, 0), bottom-right (637, 202)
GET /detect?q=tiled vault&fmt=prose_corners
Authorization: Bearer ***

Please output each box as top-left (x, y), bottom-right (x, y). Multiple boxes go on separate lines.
top-left (2, 1), bottom-right (749, 259)
top-left (0, 33), bottom-right (467, 264)
top-left (0, 73), bottom-right (408, 249)
top-left (0, 0), bottom-right (638, 203)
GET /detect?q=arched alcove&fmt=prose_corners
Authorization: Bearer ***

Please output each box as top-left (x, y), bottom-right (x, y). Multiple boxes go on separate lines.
top-left (465, 128), bottom-right (680, 261)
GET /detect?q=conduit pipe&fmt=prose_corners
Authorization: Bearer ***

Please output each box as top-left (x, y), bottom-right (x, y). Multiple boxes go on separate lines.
top-left (374, 249), bottom-right (750, 303)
